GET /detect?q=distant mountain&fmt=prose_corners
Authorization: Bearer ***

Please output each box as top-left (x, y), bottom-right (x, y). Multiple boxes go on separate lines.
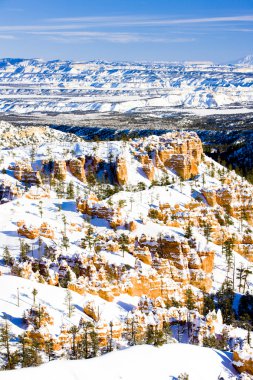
top-left (236, 54), bottom-right (253, 65)
top-left (0, 58), bottom-right (252, 114)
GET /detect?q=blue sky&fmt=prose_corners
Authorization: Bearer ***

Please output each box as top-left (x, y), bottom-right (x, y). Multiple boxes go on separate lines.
top-left (0, 0), bottom-right (252, 62)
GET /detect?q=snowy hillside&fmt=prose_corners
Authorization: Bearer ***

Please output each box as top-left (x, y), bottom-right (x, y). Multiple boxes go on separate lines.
top-left (237, 55), bottom-right (253, 66)
top-left (0, 59), bottom-right (252, 115)
top-left (0, 124), bottom-right (253, 377)
top-left (0, 344), bottom-right (239, 380)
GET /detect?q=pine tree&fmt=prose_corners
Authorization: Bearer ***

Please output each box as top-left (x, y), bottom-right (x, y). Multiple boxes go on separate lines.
top-left (224, 239), bottom-right (234, 274)
top-left (203, 222), bottom-right (212, 243)
top-left (216, 280), bottom-right (234, 324)
top-left (242, 267), bottom-right (252, 293)
top-left (236, 263), bottom-right (245, 293)
top-left (19, 239), bottom-right (30, 262)
top-left (62, 214), bottom-right (67, 235)
top-left (86, 226), bottom-right (95, 251)
top-left (64, 289), bottom-right (75, 318)
top-left (32, 288), bottom-right (38, 304)
top-left (62, 235), bottom-right (70, 251)
top-left (185, 223), bottom-right (193, 239)
top-left (146, 324), bottom-right (166, 347)
top-left (90, 329), bottom-right (99, 358)
top-left (66, 182), bottom-right (75, 199)
top-left (3, 246), bottom-right (12, 266)
top-left (107, 321), bottom-right (114, 352)
top-left (18, 333), bottom-right (42, 368)
top-left (238, 292), bottom-right (253, 323)
top-left (178, 373), bottom-right (189, 380)
top-left (0, 320), bottom-right (18, 370)
top-left (69, 325), bottom-right (79, 360)
top-left (185, 288), bottom-right (195, 310)
top-left (162, 321), bottom-right (172, 342)
top-left (202, 293), bottom-right (215, 315)
top-left (45, 338), bottom-right (55, 361)
top-left (38, 201), bottom-right (43, 218)
top-left (118, 233), bottom-right (128, 258)
top-left (78, 321), bottom-right (93, 359)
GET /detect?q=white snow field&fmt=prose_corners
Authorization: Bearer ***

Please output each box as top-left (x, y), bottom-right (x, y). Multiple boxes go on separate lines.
top-left (0, 58), bottom-right (252, 115)
top-left (0, 344), bottom-right (238, 380)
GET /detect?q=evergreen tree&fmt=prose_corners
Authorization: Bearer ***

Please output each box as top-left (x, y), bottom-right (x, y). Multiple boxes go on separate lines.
top-left (203, 222), bottom-right (212, 243)
top-left (202, 293), bottom-right (215, 315)
top-left (242, 267), bottom-right (252, 293)
top-left (32, 288), bottom-right (38, 305)
top-left (45, 338), bottom-right (55, 362)
top-left (236, 263), bottom-right (245, 293)
top-left (3, 246), bottom-right (12, 266)
top-left (162, 321), bottom-right (172, 342)
top-left (185, 223), bottom-right (193, 239)
top-left (38, 201), bottom-right (43, 218)
top-left (185, 288), bottom-right (195, 310)
top-left (107, 321), bottom-right (114, 352)
top-left (19, 239), bottom-right (30, 262)
top-left (62, 235), bottom-right (70, 251)
top-left (62, 214), bottom-right (67, 235)
top-left (178, 374), bottom-right (189, 380)
top-left (65, 289), bottom-right (75, 318)
top-left (18, 333), bottom-right (42, 368)
top-left (126, 317), bottom-right (139, 346)
top-left (238, 292), bottom-right (253, 323)
top-left (0, 320), bottom-right (18, 370)
top-left (224, 239), bottom-right (234, 274)
top-left (216, 280), bottom-right (234, 324)
top-left (118, 233), bottom-right (128, 258)
top-left (86, 226), bottom-right (95, 251)
top-left (69, 325), bottom-right (79, 360)
top-left (146, 324), bottom-right (166, 347)
top-left (78, 321), bottom-right (93, 359)
top-left (66, 181), bottom-right (75, 199)
top-left (90, 329), bottom-right (99, 358)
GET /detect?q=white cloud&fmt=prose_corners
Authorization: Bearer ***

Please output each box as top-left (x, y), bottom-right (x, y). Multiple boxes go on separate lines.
top-left (46, 14), bottom-right (253, 27)
top-left (0, 35), bottom-right (16, 40)
top-left (33, 31), bottom-right (195, 44)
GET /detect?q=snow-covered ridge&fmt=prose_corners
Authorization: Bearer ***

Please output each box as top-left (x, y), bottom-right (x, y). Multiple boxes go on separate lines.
top-left (236, 55), bottom-right (253, 66)
top-left (0, 58), bottom-right (252, 114)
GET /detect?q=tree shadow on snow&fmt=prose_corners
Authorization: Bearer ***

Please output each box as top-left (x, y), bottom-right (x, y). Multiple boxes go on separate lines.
top-left (214, 350), bottom-right (238, 376)
top-left (2, 312), bottom-right (24, 329)
top-left (117, 300), bottom-right (135, 312)
top-left (61, 201), bottom-right (77, 212)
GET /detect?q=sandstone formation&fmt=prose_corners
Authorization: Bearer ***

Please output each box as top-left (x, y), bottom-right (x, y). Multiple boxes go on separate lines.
top-left (69, 157), bottom-right (86, 182)
top-left (116, 156), bottom-right (128, 185)
top-left (53, 160), bottom-right (67, 181)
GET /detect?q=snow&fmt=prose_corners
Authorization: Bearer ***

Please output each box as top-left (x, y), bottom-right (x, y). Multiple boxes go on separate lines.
top-left (0, 344), bottom-right (239, 380)
top-left (0, 125), bottom-right (253, 378)
top-left (0, 59), bottom-right (252, 115)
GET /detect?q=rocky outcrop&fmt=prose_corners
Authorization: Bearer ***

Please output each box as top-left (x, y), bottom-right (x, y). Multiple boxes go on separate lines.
top-left (17, 224), bottom-right (40, 239)
top-left (0, 179), bottom-right (21, 203)
top-left (69, 157), bottom-right (86, 182)
top-left (10, 161), bottom-right (42, 184)
top-left (116, 156), bottom-right (128, 185)
top-left (17, 221), bottom-right (54, 240)
top-left (153, 132), bottom-right (203, 180)
top-left (53, 160), bottom-right (67, 181)
top-left (76, 195), bottom-right (125, 228)
top-left (233, 346), bottom-right (253, 375)
top-left (139, 154), bottom-right (155, 181)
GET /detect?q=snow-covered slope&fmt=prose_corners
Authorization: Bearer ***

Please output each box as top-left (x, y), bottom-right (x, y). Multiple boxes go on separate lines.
top-left (0, 58), bottom-right (252, 114)
top-left (0, 125), bottom-right (253, 377)
top-left (237, 55), bottom-right (253, 66)
top-left (0, 344), bottom-right (238, 380)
